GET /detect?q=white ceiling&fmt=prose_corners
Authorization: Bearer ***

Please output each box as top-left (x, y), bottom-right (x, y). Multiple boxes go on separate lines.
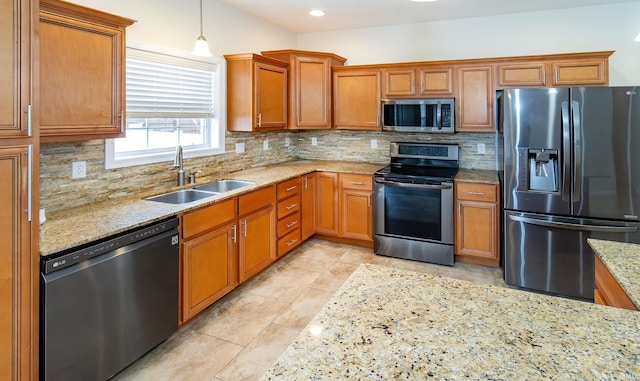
top-left (218, 0), bottom-right (634, 33)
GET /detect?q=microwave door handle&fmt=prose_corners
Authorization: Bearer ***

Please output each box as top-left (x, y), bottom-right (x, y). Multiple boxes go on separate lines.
top-left (374, 178), bottom-right (452, 190)
top-left (437, 101), bottom-right (442, 130)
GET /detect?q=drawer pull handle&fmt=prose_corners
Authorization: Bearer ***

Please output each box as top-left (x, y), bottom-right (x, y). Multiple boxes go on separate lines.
top-left (286, 239), bottom-right (298, 247)
top-left (231, 225), bottom-right (237, 243)
top-left (468, 191), bottom-right (486, 195)
top-left (286, 221), bottom-right (298, 228)
top-left (349, 181), bottom-right (364, 185)
top-left (285, 185), bottom-right (298, 192)
top-left (286, 203), bottom-right (298, 210)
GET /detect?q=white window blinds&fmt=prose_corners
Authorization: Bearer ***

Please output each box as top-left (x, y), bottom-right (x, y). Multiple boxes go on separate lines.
top-left (126, 48), bottom-right (216, 118)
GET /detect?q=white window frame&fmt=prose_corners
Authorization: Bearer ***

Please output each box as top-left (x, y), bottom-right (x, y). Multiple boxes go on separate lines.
top-left (105, 41), bottom-right (225, 169)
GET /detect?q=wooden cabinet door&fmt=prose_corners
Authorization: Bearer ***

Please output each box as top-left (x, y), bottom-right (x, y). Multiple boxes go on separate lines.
top-left (316, 172), bottom-right (339, 236)
top-left (382, 68), bottom-right (416, 97)
top-left (455, 200), bottom-right (498, 260)
top-left (419, 67), bottom-right (453, 96)
top-left (341, 189), bottom-right (372, 241)
top-left (0, 0), bottom-right (32, 138)
top-left (238, 206), bottom-right (276, 282)
top-left (0, 145), bottom-right (36, 381)
top-left (456, 65), bottom-right (494, 132)
top-left (255, 62), bottom-right (287, 129)
top-left (182, 222), bottom-right (237, 322)
top-left (294, 56), bottom-right (331, 128)
top-left (552, 58), bottom-right (608, 86)
top-left (333, 69), bottom-right (381, 129)
top-left (497, 63), bottom-right (547, 87)
top-left (301, 173), bottom-right (317, 240)
top-left (39, 0), bottom-right (134, 142)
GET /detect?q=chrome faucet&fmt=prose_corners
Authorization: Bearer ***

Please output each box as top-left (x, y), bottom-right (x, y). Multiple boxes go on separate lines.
top-left (173, 145), bottom-right (185, 186)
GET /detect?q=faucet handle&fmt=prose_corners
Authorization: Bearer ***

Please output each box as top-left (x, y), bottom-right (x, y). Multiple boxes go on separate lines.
top-left (188, 170), bottom-right (201, 184)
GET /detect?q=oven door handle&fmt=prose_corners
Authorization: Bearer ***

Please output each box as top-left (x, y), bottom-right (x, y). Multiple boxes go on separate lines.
top-left (374, 178), bottom-right (452, 190)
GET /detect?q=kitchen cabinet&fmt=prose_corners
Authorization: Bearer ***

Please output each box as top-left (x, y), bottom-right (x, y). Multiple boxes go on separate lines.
top-left (455, 65), bottom-right (494, 132)
top-left (497, 62), bottom-right (547, 87)
top-left (238, 185), bottom-right (276, 282)
top-left (0, 0), bottom-right (39, 379)
top-left (225, 53), bottom-right (288, 131)
top-left (276, 177), bottom-right (302, 256)
top-left (340, 174), bottom-right (373, 242)
top-left (455, 182), bottom-right (500, 267)
top-left (262, 50), bottom-right (346, 129)
top-left (381, 68), bottom-right (416, 97)
top-left (39, 0), bottom-right (134, 142)
top-left (301, 173), bottom-right (317, 241)
top-left (316, 172), bottom-right (340, 236)
top-left (333, 68), bottom-right (381, 129)
top-left (594, 256), bottom-right (638, 311)
top-left (181, 198), bottom-right (237, 323)
top-left (418, 66), bottom-right (454, 96)
top-left (381, 66), bottom-right (453, 97)
top-left (552, 57), bottom-right (608, 86)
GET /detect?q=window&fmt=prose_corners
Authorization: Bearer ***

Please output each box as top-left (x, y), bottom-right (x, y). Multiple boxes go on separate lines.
top-left (105, 43), bottom-right (224, 169)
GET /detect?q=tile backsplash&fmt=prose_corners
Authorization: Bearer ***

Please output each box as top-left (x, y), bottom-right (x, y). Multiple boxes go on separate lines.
top-left (40, 129), bottom-right (497, 212)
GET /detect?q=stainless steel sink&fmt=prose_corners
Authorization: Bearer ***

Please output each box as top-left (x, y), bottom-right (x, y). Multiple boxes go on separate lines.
top-left (193, 179), bottom-right (255, 193)
top-left (145, 189), bottom-right (218, 204)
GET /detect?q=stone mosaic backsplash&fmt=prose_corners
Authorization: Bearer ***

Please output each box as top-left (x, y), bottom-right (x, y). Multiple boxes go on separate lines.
top-left (40, 129), bottom-right (497, 212)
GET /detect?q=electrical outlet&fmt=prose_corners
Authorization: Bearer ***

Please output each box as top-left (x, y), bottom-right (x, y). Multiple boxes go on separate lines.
top-left (235, 142), bottom-right (245, 154)
top-left (477, 143), bottom-right (486, 154)
top-left (311, 137), bottom-right (318, 146)
top-left (285, 137), bottom-right (290, 147)
top-left (371, 139), bottom-right (378, 149)
top-left (263, 139), bottom-right (269, 150)
top-left (71, 161), bottom-right (86, 179)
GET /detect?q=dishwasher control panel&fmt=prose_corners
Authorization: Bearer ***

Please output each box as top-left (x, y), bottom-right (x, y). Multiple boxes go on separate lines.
top-left (42, 217), bottom-right (179, 274)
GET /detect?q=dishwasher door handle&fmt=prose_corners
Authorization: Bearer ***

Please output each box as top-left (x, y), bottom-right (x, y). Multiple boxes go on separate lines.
top-left (509, 215), bottom-right (639, 233)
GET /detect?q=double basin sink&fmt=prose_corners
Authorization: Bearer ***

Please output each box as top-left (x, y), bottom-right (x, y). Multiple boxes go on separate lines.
top-left (145, 179), bottom-right (255, 204)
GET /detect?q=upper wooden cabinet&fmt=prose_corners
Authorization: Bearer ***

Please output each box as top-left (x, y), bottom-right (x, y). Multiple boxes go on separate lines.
top-left (496, 51), bottom-right (612, 88)
top-left (333, 68), bottom-right (381, 130)
top-left (225, 53), bottom-right (288, 131)
top-left (455, 65), bottom-right (494, 132)
top-left (382, 66), bottom-right (453, 97)
top-left (262, 50), bottom-right (346, 129)
top-left (39, 0), bottom-right (135, 142)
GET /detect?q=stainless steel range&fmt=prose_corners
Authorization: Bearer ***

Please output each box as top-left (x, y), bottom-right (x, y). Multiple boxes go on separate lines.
top-left (373, 142), bottom-right (459, 266)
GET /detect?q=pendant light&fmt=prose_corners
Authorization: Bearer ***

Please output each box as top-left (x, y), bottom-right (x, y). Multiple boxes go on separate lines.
top-left (192, 0), bottom-right (212, 57)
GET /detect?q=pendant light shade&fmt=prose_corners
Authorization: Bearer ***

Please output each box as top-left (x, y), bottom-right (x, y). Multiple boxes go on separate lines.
top-left (192, 0), bottom-right (212, 57)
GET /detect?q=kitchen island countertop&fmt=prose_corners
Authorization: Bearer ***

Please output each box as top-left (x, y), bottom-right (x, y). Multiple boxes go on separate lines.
top-left (262, 264), bottom-right (640, 380)
top-left (588, 238), bottom-right (640, 309)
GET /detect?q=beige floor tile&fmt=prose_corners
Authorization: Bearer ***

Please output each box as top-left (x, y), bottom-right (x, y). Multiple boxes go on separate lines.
top-left (194, 292), bottom-right (288, 346)
top-left (113, 329), bottom-right (243, 381)
top-left (241, 264), bottom-right (322, 303)
top-left (337, 247), bottom-right (390, 266)
top-left (309, 261), bottom-right (360, 292)
top-left (273, 287), bottom-right (336, 329)
top-left (281, 244), bottom-right (346, 272)
top-left (216, 324), bottom-right (300, 381)
top-left (387, 257), bottom-right (443, 276)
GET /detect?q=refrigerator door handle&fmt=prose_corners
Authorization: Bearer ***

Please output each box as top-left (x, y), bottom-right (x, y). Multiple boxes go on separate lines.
top-left (509, 215), bottom-right (638, 233)
top-left (572, 100), bottom-right (582, 201)
top-left (561, 101), bottom-right (571, 201)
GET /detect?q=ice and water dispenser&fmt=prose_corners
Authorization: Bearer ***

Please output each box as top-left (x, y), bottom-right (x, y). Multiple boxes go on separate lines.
top-left (518, 148), bottom-right (559, 192)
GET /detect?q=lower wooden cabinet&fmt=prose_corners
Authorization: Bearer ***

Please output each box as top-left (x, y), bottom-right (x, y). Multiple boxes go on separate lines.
top-left (301, 173), bottom-right (317, 240)
top-left (238, 186), bottom-right (276, 282)
top-left (340, 174), bottom-right (373, 241)
top-left (455, 181), bottom-right (500, 267)
top-left (316, 172), bottom-right (339, 235)
top-left (276, 177), bottom-right (302, 256)
top-left (594, 256), bottom-right (638, 311)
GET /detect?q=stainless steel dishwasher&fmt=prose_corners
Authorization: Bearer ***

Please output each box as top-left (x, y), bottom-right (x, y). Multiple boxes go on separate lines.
top-left (40, 217), bottom-right (180, 381)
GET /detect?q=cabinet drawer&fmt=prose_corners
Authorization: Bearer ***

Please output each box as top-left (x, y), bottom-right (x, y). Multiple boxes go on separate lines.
top-left (456, 182), bottom-right (497, 202)
top-left (278, 228), bottom-right (301, 256)
top-left (239, 185), bottom-right (276, 215)
top-left (277, 177), bottom-right (301, 200)
top-left (183, 198), bottom-right (236, 240)
top-left (277, 211), bottom-right (300, 238)
top-left (341, 174), bottom-right (372, 191)
top-left (277, 194), bottom-right (300, 218)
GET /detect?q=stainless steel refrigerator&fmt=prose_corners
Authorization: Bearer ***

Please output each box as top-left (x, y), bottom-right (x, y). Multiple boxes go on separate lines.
top-left (502, 87), bottom-right (640, 300)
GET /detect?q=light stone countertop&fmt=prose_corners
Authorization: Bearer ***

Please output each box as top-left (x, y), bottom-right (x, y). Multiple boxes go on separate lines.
top-left (455, 168), bottom-right (500, 184)
top-left (40, 160), bottom-right (385, 256)
top-left (588, 238), bottom-right (640, 309)
top-left (262, 264), bottom-right (640, 380)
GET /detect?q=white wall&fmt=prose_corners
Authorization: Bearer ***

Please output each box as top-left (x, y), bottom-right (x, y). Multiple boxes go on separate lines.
top-left (297, 2), bottom-right (640, 86)
top-left (72, 0), bottom-right (297, 56)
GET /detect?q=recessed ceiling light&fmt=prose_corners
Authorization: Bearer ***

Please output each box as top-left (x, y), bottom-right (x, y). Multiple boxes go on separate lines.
top-left (309, 9), bottom-right (325, 17)
top-left (635, 32), bottom-right (640, 42)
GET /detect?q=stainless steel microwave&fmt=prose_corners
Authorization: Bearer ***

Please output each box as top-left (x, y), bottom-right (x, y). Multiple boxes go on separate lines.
top-left (381, 98), bottom-right (455, 133)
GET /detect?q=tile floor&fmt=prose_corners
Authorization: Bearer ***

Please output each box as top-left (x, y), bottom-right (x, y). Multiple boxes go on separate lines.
top-left (113, 238), bottom-right (505, 381)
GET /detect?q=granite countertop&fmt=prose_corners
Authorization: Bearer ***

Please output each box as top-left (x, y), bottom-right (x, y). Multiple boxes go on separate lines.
top-left (455, 168), bottom-right (500, 184)
top-left (262, 264), bottom-right (640, 380)
top-left (40, 160), bottom-right (385, 256)
top-left (588, 238), bottom-right (640, 309)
